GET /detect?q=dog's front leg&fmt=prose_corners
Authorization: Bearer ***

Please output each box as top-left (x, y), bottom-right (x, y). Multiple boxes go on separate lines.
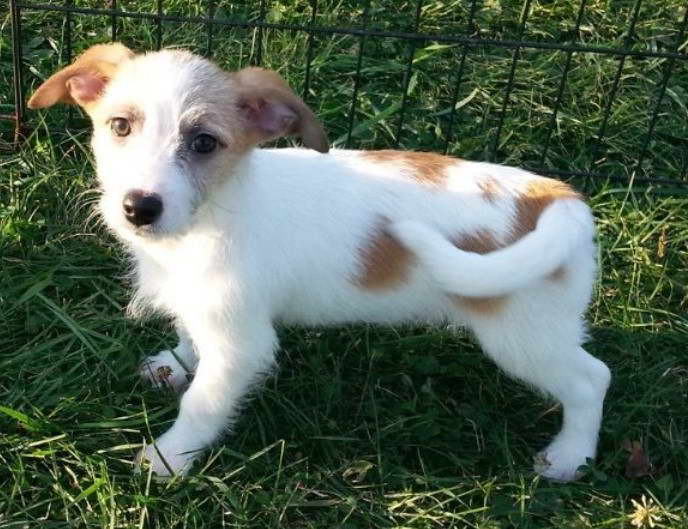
top-left (137, 313), bottom-right (278, 475)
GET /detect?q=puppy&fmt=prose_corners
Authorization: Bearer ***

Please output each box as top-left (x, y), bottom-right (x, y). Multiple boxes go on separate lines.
top-left (29, 43), bottom-right (610, 481)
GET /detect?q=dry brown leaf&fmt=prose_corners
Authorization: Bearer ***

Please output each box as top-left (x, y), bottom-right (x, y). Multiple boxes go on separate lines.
top-left (622, 439), bottom-right (653, 478)
top-left (657, 228), bottom-right (667, 259)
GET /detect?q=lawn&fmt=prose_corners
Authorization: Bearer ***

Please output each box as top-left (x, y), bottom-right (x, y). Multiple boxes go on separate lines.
top-left (1, 1), bottom-right (688, 528)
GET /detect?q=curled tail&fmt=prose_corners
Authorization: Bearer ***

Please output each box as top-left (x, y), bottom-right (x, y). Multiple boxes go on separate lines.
top-left (389, 199), bottom-right (594, 298)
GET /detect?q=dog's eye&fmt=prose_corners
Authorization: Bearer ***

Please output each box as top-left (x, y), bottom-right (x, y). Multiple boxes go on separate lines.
top-left (111, 117), bottom-right (131, 137)
top-left (190, 133), bottom-right (217, 154)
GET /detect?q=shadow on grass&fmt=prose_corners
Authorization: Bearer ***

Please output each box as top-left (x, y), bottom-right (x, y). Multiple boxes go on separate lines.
top-left (2, 301), bottom-right (686, 527)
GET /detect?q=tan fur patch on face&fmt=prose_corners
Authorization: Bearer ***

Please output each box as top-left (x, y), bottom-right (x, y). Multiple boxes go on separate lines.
top-left (354, 221), bottom-right (414, 291)
top-left (510, 178), bottom-right (581, 243)
top-left (232, 67), bottom-right (329, 153)
top-left (27, 43), bottom-right (134, 111)
top-left (361, 150), bottom-right (457, 186)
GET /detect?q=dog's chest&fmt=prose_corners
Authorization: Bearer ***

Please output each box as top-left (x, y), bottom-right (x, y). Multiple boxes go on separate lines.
top-left (134, 233), bottom-right (235, 315)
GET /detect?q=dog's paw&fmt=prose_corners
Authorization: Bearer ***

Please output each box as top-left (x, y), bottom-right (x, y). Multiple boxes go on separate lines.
top-left (136, 435), bottom-right (200, 476)
top-left (139, 350), bottom-right (193, 392)
top-left (533, 439), bottom-right (592, 482)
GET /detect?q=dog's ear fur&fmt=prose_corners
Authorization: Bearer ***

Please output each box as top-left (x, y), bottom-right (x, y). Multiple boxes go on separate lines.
top-left (233, 67), bottom-right (329, 153)
top-left (28, 43), bottom-right (134, 110)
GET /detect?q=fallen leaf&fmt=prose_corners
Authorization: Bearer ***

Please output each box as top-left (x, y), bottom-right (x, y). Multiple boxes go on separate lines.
top-left (657, 228), bottom-right (667, 259)
top-left (622, 439), bottom-right (653, 478)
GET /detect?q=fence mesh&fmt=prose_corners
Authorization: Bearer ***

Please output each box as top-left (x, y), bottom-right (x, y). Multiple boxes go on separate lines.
top-left (3, 0), bottom-right (688, 187)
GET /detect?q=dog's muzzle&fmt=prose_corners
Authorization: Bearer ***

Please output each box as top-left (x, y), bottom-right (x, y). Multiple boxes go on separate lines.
top-left (123, 190), bottom-right (164, 227)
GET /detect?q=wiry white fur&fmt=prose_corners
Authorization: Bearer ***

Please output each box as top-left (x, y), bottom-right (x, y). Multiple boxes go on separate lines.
top-left (127, 148), bottom-right (609, 482)
top-left (34, 48), bottom-right (611, 482)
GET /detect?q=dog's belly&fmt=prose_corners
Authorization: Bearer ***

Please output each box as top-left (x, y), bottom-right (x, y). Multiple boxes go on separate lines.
top-left (276, 281), bottom-right (456, 327)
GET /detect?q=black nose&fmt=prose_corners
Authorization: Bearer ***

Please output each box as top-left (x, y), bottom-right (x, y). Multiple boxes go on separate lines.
top-left (122, 190), bottom-right (163, 227)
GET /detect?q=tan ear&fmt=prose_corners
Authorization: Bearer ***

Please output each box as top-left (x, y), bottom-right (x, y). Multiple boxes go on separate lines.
top-left (28, 43), bottom-right (134, 110)
top-left (233, 67), bottom-right (329, 153)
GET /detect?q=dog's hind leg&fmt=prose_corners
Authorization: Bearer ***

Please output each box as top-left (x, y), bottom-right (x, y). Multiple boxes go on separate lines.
top-left (529, 345), bottom-right (610, 481)
top-left (138, 313), bottom-right (278, 475)
top-left (139, 324), bottom-right (199, 392)
top-left (463, 281), bottom-right (610, 482)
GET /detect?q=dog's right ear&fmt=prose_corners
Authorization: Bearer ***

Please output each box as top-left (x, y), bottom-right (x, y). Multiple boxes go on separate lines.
top-left (233, 67), bottom-right (329, 153)
top-left (28, 43), bottom-right (134, 110)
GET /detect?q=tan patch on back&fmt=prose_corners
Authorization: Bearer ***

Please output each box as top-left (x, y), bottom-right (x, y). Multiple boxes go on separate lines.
top-left (354, 222), bottom-right (414, 291)
top-left (354, 176), bottom-right (580, 312)
top-left (548, 265), bottom-right (567, 281)
top-left (361, 150), bottom-right (457, 186)
top-left (450, 228), bottom-right (505, 314)
top-left (477, 177), bottom-right (501, 203)
top-left (451, 295), bottom-right (507, 315)
top-left (510, 178), bottom-right (581, 243)
top-left (447, 178), bottom-right (579, 315)
top-left (452, 228), bottom-right (500, 255)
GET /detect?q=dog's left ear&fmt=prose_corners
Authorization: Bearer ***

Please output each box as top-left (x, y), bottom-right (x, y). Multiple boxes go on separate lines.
top-left (28, 43), bottom-right (134, 110)
top-left (233, 67), bottom-right (329, 153)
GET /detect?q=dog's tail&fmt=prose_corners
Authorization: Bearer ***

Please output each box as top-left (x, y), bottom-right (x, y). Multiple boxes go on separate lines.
top-left (389, 199), bottom-right (594, 298)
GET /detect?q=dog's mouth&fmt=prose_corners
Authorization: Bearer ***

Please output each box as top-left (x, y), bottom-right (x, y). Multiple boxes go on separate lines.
top-left (129, 218), bottom-right (193, 240)
top-left (132, 224), bottom-right (164, 238)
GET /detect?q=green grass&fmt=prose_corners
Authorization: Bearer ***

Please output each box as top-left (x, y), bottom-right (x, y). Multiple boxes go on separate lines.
top-left (2, 1), bottom-right (688, 527)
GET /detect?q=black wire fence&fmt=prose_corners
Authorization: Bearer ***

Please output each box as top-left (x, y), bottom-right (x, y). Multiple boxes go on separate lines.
top-left (3, 0), bottom-right (688, 187)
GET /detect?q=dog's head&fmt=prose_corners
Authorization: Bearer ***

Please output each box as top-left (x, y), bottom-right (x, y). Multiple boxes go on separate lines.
top-left (29, 43), bottom-right (328, 239)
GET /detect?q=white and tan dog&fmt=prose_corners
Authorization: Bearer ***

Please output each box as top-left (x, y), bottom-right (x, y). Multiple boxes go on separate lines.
top-left (29, 43), bottom-right (611, 481)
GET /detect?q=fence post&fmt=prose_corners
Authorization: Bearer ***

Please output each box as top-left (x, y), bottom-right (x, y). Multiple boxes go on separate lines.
top-left (10, 0), bottom-right (26, 146)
